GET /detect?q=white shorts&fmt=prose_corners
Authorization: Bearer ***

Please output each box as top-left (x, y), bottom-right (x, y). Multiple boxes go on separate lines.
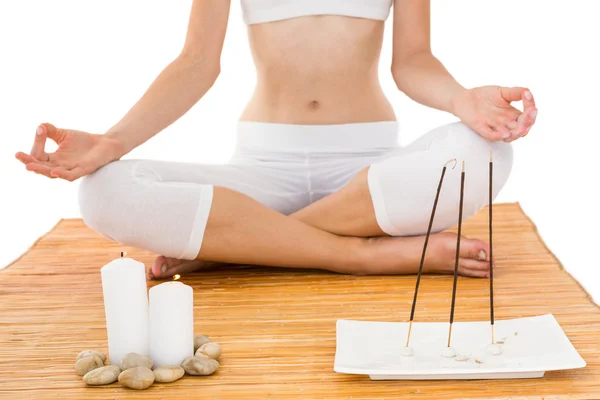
top-left (78, 121), bottom-right (513, 260)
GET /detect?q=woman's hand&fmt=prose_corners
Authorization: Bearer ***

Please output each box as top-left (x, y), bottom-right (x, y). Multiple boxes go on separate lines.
top-left (15, 123), bottom-right (125, 181)
top-left (450, 86), bottom-right (538, 143)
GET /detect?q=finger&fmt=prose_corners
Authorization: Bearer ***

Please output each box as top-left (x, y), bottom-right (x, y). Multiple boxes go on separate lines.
top-left (25, 162), bottom-right (55, 178)
top-left (491, 124), bottom-right (512, 140)
top-left (479, 124), bottom-right (509, 141)
top-left (15, 152), bottom-right (39, 165)
top-left (501, 106), bottom-right (522, 122)
top-left (47, 153), bottom-right (76, 170)
top-left (31, 125), bottom-right (49, 161)
top-left (514, 107), bottom-right (538, 137)
top-left (499, 86), bottom-right (528, 103)
top-left (525, 107), bottom-right (538, 126)
top-left (506, 120), bottom-right (518, 131)
top-left (50, 166), bottom-right (86, 182)
top-left (39, 122), bottom-right (65, 144)
top-left (15, 152), bottom-right (56, 168)
top-left (504, 132), bottom-right (523, 143)
top-left (522, 89), bottom-right (536, 110)
top-left (493, 110), bottom-right (519, 140)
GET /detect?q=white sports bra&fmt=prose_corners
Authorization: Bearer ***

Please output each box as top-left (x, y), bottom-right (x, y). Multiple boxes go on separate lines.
top-left (241, 0), bottom-right (393, 25)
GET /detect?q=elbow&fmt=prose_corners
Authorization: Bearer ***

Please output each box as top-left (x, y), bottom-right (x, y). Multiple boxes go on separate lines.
top-left (390, 50), bottom-right (433, 91)
top-left (390, 64), bottom-right (407, 92)
top-left (390, 57), bottom-right (411, 91)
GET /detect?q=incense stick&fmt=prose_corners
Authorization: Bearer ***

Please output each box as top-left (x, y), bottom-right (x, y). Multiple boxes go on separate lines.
top-left (447, 160), bottom-right (465, 348)
top-left (489, 150), bottom-right (495, 344)
top-left (405, 158), bottom-right (456, 348)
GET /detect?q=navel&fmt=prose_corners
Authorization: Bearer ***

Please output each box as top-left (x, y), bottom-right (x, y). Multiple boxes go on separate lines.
top-left (308, 100), bottom-right (320, 111)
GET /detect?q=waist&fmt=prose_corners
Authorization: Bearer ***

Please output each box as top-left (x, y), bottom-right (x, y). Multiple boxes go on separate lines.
top-left (240, 81), bottom-right (396, 124)
top-left (242, 15), bottom-right (392, 124)
top-left (235, 121), bottom-right (399, 152)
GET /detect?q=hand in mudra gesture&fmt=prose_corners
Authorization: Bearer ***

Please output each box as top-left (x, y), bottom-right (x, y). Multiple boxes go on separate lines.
top-left (452, 86), bottom-right (538, 142)
top-left (15, 123), bottom-right (124, 181)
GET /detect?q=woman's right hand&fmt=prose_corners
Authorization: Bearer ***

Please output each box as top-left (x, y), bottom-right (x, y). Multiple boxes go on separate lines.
top-left (15, 123), bottom-right (125, 181)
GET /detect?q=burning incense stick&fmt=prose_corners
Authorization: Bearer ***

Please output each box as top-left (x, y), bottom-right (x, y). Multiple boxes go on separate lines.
top-left (447, 160), bottom-right (465, 349)
top-left (405, 158), bottom-right (457, 349)
top-left (489, 150), bottom-right (495, 344)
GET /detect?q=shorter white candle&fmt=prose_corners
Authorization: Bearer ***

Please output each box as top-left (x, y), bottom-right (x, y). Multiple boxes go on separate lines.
top-left (101, 257), bottom-right (149, 365)
top-left (149, 281), bottom-right (194, 367)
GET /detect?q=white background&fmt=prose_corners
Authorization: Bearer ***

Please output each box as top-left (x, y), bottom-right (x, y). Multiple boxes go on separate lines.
top-left (1, 1), bottom-right (598, 300)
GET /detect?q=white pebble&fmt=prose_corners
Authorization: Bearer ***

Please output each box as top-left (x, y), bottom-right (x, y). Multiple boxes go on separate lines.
top-left (400, 346), bottom-right (414, 357)
top-left (485, 343), bottom-right (503, 356)
top-left (442, 347), bottom-right (456, 358)
top-left (196, 342), bottom-right (221, 360)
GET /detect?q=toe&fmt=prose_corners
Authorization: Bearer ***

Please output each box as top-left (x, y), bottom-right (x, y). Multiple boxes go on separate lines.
top-left (151, 256), bottom-right (207, 280)
top-left (152, 256), bottom-right (187, 280)
top-left (458, 238), bottom-right (490, 261)
top-left (146, 267), bottom-right (154, 281)
top-left (152, 256), bottom-right (170, 279)
top-left (459, 258), bottom-right (490, 278)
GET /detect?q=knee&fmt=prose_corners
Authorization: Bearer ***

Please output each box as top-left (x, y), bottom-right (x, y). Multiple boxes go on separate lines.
top-left (443, 122), bottom-right (513, 168)
top-left (371, 122), bottom-right (514, 235)
top-left (432, 122), bottom-right (513, 229)
top-left (78, 160), bottom-right (140, 240)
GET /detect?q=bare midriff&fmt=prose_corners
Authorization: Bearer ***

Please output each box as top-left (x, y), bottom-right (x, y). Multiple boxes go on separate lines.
top-left (239, 15), bottom-right (397, 125)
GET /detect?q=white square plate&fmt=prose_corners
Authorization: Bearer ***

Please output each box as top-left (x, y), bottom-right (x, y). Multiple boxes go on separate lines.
top-left (334, 314), bottom-right (586, 380)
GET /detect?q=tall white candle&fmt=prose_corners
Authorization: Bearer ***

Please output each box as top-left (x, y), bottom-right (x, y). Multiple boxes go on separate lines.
top-left (149, 281), bottom-right (194, 367)
top-left (100, 257), bottom-right (149, 365)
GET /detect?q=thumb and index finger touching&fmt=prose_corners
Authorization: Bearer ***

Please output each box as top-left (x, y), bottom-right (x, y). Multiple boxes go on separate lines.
top-left (499, 87), bottom-right (538, 135)
top-left (17, 123), bottom-right (64, 163)
top-left (500, 86), bottom-right (537, 109)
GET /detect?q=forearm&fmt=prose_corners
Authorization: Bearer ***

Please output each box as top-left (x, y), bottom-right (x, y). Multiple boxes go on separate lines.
top-left (105, 53), bottom-right (220, 155)
top-left (392, 51), bottom-right (466, 114)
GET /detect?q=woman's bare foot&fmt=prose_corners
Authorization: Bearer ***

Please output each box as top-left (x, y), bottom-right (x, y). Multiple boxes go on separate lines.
top-left (149, 232), bottom-right (491, 280)
top-left (147, 256), bottom-right (218, 280)
top-left (360, 232), bottom-right (492, 277)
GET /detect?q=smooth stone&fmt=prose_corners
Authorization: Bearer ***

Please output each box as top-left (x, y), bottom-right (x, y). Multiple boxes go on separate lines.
top-left (194, 335), bottom-right (212, 353)
top-left (442, 347), bottom-right (456, 358)
top-left (76, 350), bottom-right (106, 363)
top-left (196, 342), bottom-right (221, 360)
top-left (485, 343), bottom-right (503, 356)
top-left (153, 366), bottom-right (185, 383)
top-left (455, 354), bottom-right (469, 361)
top-left (75, 355), bottom-right (104, 376)
top-left (181, 356), bottom-right (219, 376)
top-left (400, 346), bottom-right (414, 357)
top-left (83, 365), bottom-right (121, 385)
top-left (118, 367), bottom-right (155, 390)
top-left (121, 352), bottom-right (154, 370)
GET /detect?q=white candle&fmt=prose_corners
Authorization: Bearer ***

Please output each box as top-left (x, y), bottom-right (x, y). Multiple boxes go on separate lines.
top-left (149, 281), bottom-right (194, 367)
top-left (100, 257), bottom-right (149, 365)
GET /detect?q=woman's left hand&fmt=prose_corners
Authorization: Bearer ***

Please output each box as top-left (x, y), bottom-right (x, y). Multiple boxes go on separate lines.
top-left (450, 86), bottom-right (538, 143)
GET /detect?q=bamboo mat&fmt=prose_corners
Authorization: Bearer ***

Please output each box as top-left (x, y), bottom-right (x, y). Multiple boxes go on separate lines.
top-left (0, 203), bottom-right (598, 400)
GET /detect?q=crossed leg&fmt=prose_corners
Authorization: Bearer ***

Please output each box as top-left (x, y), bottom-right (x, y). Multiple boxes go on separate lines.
top-left (135, 122), bottom-right (513, 280)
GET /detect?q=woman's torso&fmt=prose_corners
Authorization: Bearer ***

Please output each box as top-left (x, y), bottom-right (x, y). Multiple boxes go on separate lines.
top-left (239, 15), bottom-right (397, 125)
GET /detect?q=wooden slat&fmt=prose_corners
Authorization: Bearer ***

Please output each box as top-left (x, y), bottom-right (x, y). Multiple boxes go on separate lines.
top-left (0, 203), bottom-right (598, 399)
